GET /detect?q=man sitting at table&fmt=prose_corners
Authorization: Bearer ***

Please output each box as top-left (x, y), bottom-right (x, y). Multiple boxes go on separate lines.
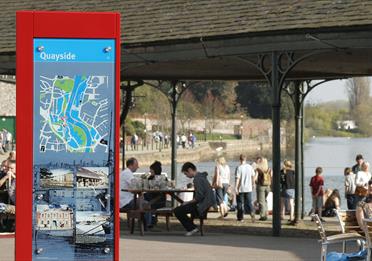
top-left (120, 157), bottom-right (139, 211)
top-left (174, 162), bottom-right (215, 236)
top-left (120, 157), bottom-right (152, 229)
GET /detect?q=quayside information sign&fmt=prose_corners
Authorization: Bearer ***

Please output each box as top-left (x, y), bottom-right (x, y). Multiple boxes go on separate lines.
top-left (16, 11), bottom-right (120, 261)
top-left (32, 38), bottom-right (116, 260)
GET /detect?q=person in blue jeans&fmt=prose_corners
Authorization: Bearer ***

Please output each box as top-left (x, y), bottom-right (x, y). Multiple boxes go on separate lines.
top-left (235, 154), bottom-right (256, 222)
top-left (280, 160), bottom-right (295, 224)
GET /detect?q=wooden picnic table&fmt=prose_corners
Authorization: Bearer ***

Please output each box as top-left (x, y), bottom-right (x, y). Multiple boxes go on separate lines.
top-left (122, 188), bottom-right (194, 205)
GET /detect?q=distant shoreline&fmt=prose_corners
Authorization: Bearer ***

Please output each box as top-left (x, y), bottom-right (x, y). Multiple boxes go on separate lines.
top-left (123, 139), bottom-right (282, 167)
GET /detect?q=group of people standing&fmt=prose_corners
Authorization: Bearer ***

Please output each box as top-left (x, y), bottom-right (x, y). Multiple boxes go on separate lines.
top-left (344, 154), bottom-right (371, 210)
top-left (309, 154), bottom-right (370, 222)
top-left (212, 155), bottom-right (277, 222)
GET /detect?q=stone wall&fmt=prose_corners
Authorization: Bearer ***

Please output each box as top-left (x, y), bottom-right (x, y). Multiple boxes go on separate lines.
top-left (123, 139), bottom-right (282, 167)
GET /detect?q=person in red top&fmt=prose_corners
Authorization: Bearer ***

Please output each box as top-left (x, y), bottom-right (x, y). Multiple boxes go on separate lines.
top-left (310, 167), bottom-right (324, 221)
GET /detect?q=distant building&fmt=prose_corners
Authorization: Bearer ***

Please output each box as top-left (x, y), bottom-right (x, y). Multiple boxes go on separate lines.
top-left (37, 206), bottom-right (73, 230)
top-left (132, 117), bottom-right (273, 138)
top-left (40, 168), bottom-right (74, 188)
top-left (336, 120), bottom-right (357, 130)
top-left (242, 119), bottom-right (273, 140)
top-left (77, 167), bottom-right (108, 188)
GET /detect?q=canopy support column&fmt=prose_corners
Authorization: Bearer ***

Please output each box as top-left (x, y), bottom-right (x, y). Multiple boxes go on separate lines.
top-left (271, 52), bottom-right (282, 236)
top-left (120, 80), bottom-right (144, 168)
top-left (170, 80), bottom-right (178, 184)
top-left (283, 79), bottom-right (337, 222)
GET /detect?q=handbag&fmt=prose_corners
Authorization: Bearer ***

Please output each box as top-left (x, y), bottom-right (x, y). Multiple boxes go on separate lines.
top-left (212, 166), bottom-right (223, 189)
top-left (355, 186), bottom-right (368, 197)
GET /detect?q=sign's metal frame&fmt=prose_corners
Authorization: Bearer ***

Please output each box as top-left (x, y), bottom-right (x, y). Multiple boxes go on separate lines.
top-left (16, 11), bottom-right (120, 261)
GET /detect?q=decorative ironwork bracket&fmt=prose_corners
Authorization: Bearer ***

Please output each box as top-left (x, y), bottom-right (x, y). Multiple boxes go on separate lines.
top-left (120, 80), bottom-right (144, 126)
top-left (237, 50), bottom-right (327, 104)
top-left (282, 79), bottom-right (336, 112)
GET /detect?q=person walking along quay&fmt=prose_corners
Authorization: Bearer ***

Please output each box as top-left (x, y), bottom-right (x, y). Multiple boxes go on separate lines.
top-left (235, 154), bottom-right (256, 222)
top-left (255, 158), bottom-right (271, 221)
top-left (212, 156), bottom-right (231, 219)
top-left (280, 160), bottom-right (295, 224)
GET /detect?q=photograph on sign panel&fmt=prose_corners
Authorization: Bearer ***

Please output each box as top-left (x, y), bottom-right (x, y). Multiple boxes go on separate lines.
top-left (35, 204), bottom-right (74, 237)
top-left (77, 167), bottom-right (109, 188)
top-left (75, 211), bottom-right (113, 245)
top-left (39, 167), bottom-right (74, 188)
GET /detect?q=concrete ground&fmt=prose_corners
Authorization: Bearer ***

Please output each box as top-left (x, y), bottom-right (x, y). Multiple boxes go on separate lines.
top-left (0, 212), bottom-right (356, 261)
top-left (1, 233), bottom-right (320, 261)
top-left (121, 232), bottom-right (321, 261)
top-left (1, 230), bottom-right (359, 261)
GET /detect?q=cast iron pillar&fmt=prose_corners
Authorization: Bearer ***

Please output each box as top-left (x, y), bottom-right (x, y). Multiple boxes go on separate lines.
top-left (283, 81), bottom-right (303, 223)
top-left (288, 81), bottom-right (303, 223)
top-left (120, 80), bottom-right (144, 168)
top-left (271, 52), bottom-right (282, 236)
top-left (301, 114), bottom-right (305, 219)
top-left (295, 97), bottom-right (303, 223)
top-left (236, 50), bottom-right (326, 235)
top-left (283, 80), bottom-right (335, 221)
top-left (170, 80), bottom-right (178, 183)
top-left (143, 80), bottom-right (191, 184)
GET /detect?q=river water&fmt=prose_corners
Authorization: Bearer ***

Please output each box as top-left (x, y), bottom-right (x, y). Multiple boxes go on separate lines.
top-left (137, 137), bottom-right (372, 212)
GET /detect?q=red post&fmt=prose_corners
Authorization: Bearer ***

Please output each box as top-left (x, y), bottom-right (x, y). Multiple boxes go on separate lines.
top-left (16, 11), bottom-right (120, 261)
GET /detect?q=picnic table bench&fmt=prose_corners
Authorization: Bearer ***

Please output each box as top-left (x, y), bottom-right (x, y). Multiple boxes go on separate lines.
top-left (122, 188), bottom-right (209, 236)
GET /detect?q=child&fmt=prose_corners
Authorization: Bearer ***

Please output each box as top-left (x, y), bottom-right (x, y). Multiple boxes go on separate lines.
top-left (310, 167), bottom-right (324, 221)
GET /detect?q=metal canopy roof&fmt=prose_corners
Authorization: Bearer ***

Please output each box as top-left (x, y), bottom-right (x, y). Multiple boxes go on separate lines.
top-left (122, 28), bottom-right (372, 80)
top-left (1, 1), bottom-right (372, 80)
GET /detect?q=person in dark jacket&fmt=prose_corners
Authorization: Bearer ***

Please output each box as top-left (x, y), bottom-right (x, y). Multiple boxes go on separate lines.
top-left (280, 160), bottom-right (295, 224)
top-left (174, 162), bottom-right (215, 236)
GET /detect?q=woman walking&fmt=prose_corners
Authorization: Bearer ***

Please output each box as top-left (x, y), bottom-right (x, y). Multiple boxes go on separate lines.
top-left (212, 156), bottom-right (230, 218)
top-left (256, 158), bottom-right (271, 221)
top-left (280, 160), bottom-right (295, 224)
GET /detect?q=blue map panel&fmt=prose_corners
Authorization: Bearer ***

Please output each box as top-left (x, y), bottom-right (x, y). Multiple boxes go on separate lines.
top-left (32, 39), bottom-right (115, 261)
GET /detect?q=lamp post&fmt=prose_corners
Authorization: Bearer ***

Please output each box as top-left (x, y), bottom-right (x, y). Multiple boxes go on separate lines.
top-left (144, 112), bottom-right (147, 146)
top-left (240, 114), bottom-right (244, 139)
top-left (204, 117), bottom-right (207, 141)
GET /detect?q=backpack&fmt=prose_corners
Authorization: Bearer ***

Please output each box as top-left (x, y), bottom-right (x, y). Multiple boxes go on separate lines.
top-left (262, 169), bottom-right (271, 186)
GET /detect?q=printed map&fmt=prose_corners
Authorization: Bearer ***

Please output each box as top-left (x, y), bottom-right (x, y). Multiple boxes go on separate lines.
top-left (39, 75), bottom-right (110, 153)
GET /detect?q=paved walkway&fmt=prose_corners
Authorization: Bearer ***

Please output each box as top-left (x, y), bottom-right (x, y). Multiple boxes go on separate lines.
top-left (121, 232), bottom-right (321, 261)
top-left (0, 231), bottom-right (354, 261)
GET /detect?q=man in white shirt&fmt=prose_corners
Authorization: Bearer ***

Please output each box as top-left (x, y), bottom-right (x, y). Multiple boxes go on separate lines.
top-left (120, 157), bottom-right (153, 229)
top-left (120, 157), bottom-right (139, 211)
top-left (235, 154), bottom-right (256, 222)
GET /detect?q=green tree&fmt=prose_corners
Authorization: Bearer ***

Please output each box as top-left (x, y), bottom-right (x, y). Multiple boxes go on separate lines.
top-left (235, 81), bottom-right (272, 118)
top-left (353, 98), bottom-right (372, 136)
top-left (347, 77), bottom-right (372, 135)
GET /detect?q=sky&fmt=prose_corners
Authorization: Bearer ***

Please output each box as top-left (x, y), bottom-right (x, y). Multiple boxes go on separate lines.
top-left (305, 77), bottom-right (372, 104)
